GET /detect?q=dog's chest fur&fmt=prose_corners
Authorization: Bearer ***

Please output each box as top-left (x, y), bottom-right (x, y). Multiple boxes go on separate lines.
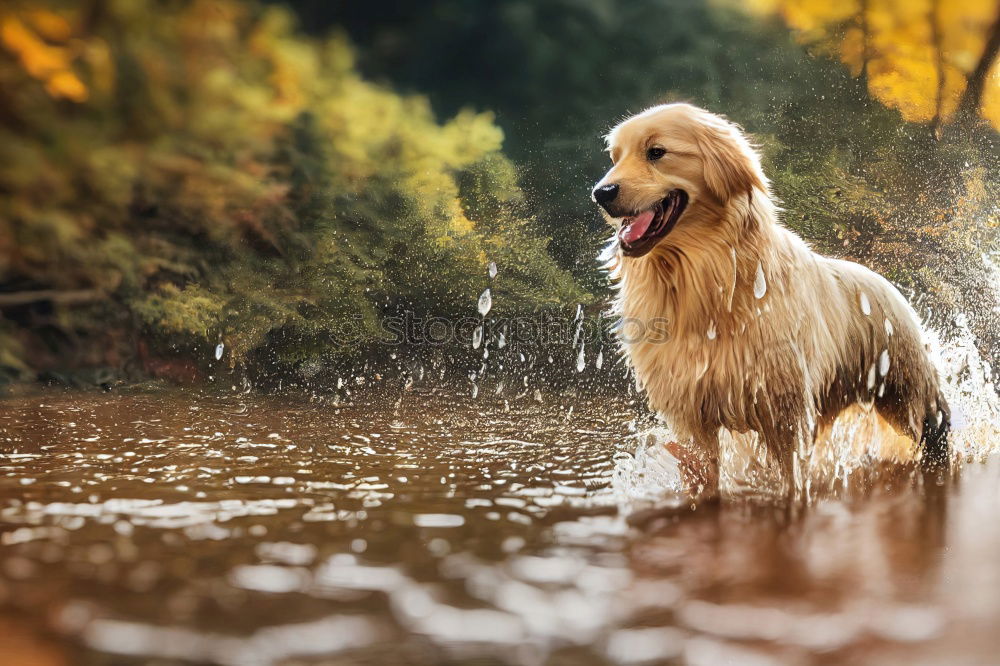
top-left (615, 252), bottom-right (790, 436)
top-left (608, 203), bottom-right (849, 442)
top-left (610, 212), bottom-right (934, 450)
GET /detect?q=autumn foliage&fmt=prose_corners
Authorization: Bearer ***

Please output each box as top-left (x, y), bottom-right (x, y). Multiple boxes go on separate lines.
top-left (746, 0), bottom-right (1000, 132)
top-left (0, 0), bottom-right (998, 386)
top-left (0, 1), bottom-right (584, 384)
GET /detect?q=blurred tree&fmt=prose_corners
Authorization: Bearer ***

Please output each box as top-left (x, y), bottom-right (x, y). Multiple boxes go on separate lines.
top-left (0, 0), bottom-right (585, 384)
top-left (744, 0), bottom-right (1000, 134)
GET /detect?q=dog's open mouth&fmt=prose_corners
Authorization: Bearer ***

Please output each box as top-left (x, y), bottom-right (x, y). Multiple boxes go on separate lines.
top-left (617, 190), bottom-right (688, 257)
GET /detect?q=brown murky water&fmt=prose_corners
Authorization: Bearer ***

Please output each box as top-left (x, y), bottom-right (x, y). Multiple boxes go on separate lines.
top-left (1, 387), bottom-right (999, 665)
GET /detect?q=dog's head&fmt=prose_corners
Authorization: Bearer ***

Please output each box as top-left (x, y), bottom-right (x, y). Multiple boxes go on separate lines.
top-left (593, 104), bottom-right (766, 258)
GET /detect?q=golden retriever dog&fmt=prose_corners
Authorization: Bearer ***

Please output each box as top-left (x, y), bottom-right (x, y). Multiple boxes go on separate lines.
top-left (592, 103), bottom-right (950, 498)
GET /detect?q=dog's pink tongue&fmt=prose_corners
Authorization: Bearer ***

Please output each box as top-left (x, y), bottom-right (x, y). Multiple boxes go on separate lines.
top-left (620, 210), bottom-right (655, 245)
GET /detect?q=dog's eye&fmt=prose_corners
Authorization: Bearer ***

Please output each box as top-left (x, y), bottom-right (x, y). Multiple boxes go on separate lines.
top-left (646, 147), bottom-right (667, 161)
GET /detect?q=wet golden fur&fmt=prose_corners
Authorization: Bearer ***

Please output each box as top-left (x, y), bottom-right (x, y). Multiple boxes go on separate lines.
top-left (595, 104), bottom-right (948, 493)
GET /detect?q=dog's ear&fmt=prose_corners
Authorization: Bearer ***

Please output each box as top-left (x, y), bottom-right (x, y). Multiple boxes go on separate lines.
top-left (694, 113), bottom-right (767, 202)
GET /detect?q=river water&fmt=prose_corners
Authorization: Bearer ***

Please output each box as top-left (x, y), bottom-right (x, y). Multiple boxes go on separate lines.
top-left (1, 386), bottom-right (999, 665)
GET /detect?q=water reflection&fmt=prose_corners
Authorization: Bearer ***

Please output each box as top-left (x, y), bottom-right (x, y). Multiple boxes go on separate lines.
top-left (1, 389), bottom-right (999, 664)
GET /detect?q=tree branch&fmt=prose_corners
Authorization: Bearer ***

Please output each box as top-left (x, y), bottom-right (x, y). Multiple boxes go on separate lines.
top-left (955, 4), bottom-right (1000, 123)
top-left (929, 0), bottom-right (946, 138)
top-left (0, 289), bottom-right (103, 308)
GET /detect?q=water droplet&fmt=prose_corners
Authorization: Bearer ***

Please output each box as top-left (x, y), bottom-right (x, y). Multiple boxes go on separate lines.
top-left (859, 292), bottom-right (871, 316)
top-left (214, 343), bottom-right (224, 360)
top-left (753, 262), bottom-right (767, 299)
top-left (471, 383), bottom-right (479, 399)
top-left (478, 289), bottom-right (492, 316)
top-left (576, 345), bottom-right (586, 373)
top-left (488, 261), bottom-right (497, 279)
top-left (598, 239), bottom-right (619, 266)
top-left (596, 349), bottom-right (604, 369)
top-left (472, 325), bottom-right (483, 350)
top-left (707, 320), bottom-right (717, 340)
top-left (497, 333), bottom-right (507, 349)
top-left (879, 349), bottom-right (890, 376)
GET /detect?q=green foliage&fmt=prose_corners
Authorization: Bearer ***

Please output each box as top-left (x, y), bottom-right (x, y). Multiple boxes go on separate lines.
top-left (2, 0), bottom-right (998, 384)
top-left (0, 0), bottom-right (586, 380)
top-left (322, 0), bottom-right (1000, 359)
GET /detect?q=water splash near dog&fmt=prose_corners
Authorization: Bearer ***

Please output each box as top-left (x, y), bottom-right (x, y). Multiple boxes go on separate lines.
top-left (612, 311), bottom-right (1000, 510)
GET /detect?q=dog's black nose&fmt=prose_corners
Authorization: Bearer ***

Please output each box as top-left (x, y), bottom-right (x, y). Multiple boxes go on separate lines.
top-left (592, 183), bottom-right (620, 207)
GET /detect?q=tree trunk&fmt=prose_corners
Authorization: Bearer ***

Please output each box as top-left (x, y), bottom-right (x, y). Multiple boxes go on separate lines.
top-left (955, 6), bottom-right (1000, 124)
top-left (0, 289), bottom-right (102, 308)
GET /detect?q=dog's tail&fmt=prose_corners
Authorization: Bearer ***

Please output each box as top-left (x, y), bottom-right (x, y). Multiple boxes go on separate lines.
top-left (919, 393), bottom-right (951, 471)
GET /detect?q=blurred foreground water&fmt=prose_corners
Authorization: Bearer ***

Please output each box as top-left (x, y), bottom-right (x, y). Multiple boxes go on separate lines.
top-left (2, 387), bottom-right (1000, 665)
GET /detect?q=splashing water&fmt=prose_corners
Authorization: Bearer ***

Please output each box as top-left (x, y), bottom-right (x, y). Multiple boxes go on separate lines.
top-left (4, 335), bottom-right (1000, 665)
top-left (598, 239), bottom-right (619, 268)
top-left (615, 248), bottom-right (1000, 505)
top-left (616, 314), bottom-right (1000, 510)
top-left (753, 262), bottom-right (767, 299)
top-left (478, 289), bottom-right (492, 316)
top-left (860, 292), bottom-right (872, 316)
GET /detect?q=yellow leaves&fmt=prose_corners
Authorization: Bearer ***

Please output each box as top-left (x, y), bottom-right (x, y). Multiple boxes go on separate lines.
top-left (743, 0), bottom-right (1000, 130)
top-left (840, 27), bottom-right (867, 77)
top-left (133, 283), bottom-right (226, 339)
top-left (246, 7), bottom-right (318, 116)
top-left (1, 15), bottom-right (67, 78)
top-left (0, 10), bottom-right (87, 101)
top-left (984, 60), bottom-right (1000, 127)
top-left (781, 0), bottom-right (858, 39)
top-left (448, 198), bottom-right (475, 235)
top-left (23, 8), bottom-right (72, 42)
top-left (440, 110), bottom-right (505, 165)
top-left (45, 70), bottom-right (86, 101)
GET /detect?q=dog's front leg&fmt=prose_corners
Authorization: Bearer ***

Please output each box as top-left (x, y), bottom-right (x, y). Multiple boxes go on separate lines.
top-left (664, 427), bottom-right (720, 501)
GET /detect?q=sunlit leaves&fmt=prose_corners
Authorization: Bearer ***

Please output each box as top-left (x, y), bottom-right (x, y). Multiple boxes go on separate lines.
top-left (744, 0), bottom-right (1000, 131)
top-left (0, 0), bottom-right (584, 377)
top-left (0, 10), bottom-right (87, 101)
